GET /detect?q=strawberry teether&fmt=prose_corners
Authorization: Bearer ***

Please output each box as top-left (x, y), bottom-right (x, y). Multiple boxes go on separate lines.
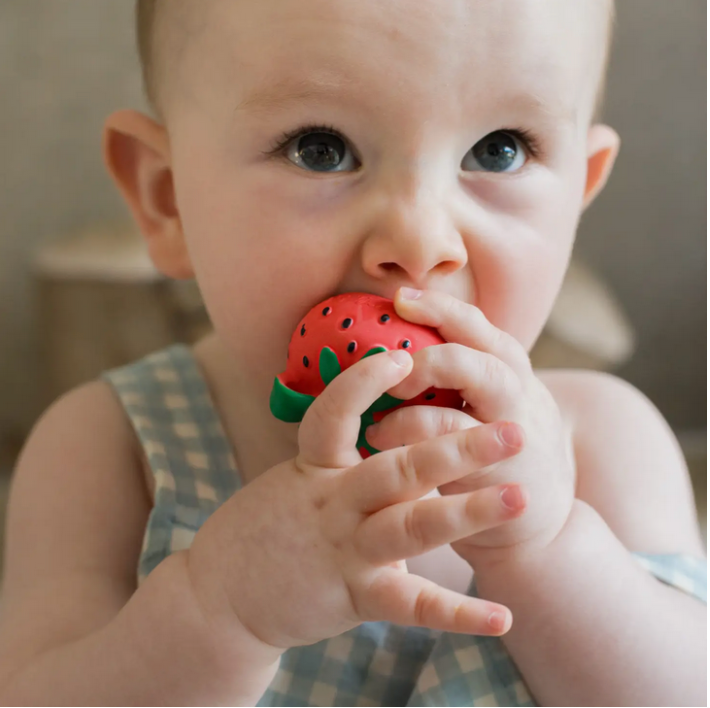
top-left (269, 292), bottom-right (464, 457)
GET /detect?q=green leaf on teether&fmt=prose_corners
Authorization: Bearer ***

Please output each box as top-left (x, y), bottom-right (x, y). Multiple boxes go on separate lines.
top-left (366, 391), bottom-right (405, 415)
top-left (269, 377), bottom-right (315, 423)
top-left (361, 346), bottom-right (387, 360)
top-left (357, 415), bottom-right (382, 456)
top-left (358, 436), bottom-right (381, 457)
top-left (319, 347), bottom-right (342, 387)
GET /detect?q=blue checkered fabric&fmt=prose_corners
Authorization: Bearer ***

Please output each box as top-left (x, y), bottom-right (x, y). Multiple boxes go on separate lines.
top-left (102, 344), bottom-right (707, 707)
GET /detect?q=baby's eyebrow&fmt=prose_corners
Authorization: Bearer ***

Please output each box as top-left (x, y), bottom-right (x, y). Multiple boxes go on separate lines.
top-left (234, 75), bottom-right (352, 115)
top-left (234, 74), bottom-right (578, 128)
top-left (502, 92), bottom-right (578, 126)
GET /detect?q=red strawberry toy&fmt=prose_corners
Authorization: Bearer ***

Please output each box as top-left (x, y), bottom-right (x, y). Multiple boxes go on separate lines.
top-left (270, 292), bottom-right (464, 457)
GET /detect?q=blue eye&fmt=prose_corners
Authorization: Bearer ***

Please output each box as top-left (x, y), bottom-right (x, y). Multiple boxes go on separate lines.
top-left (462, 130), bottom-right (527, 173)
top-left (286, 131), bottom-right (357, 173)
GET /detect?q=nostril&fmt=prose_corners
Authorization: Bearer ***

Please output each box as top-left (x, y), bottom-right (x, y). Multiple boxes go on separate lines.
top-left (436, 260), bottom-right (463, 275)
top-left (380, 262), bottom-right (400, 272)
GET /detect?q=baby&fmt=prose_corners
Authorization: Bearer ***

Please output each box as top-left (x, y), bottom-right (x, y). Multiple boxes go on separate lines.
top-left (0, 0), bottom-right (706, 705)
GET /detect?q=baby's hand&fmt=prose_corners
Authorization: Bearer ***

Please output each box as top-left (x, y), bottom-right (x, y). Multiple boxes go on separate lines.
top-left (366, 289), bottom-right (576, 568)
top-left (186, 348), bottom-right (525, 654)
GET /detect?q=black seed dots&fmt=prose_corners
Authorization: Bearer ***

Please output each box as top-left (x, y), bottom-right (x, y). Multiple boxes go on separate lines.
top-left (380, 314), bottom-right (390, 323)
top-left (341, 318), bottom-right (353, 329)
top-left (300, 324), bottom-right (306, 336)
top-left (425, 392), bottom-right (436, 400)
top-left (347, 341), bottom-right (357, 353)
top-left (322, 306), bottom-right (332, 316)
top-left (303, 356), bottom-right (309, 367)
top-left (400, 339), bottom-right (411, 349)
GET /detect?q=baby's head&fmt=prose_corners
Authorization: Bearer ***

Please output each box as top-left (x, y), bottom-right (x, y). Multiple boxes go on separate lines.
top-left (104, 0), bottom-right (619, 385)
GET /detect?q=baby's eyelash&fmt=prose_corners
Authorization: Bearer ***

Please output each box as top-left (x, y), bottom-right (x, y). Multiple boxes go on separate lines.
top-left (263, 123), bottom-right (544, 161)
top-left (501, 127), bottom-right (543, 159)
top-left (264, 123), bottom-right (345, 157)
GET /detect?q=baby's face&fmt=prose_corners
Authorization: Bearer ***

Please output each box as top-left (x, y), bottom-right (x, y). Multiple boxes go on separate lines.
top-left (164, 0), bottom-right (611, 380)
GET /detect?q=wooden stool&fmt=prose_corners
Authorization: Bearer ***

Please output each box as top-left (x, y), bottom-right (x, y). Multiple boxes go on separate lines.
top-left (33, 224), bottom-right (211, 406)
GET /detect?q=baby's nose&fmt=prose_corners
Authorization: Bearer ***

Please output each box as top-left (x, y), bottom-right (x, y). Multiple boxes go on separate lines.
top-left (361, 190), bottom-right (468, 286)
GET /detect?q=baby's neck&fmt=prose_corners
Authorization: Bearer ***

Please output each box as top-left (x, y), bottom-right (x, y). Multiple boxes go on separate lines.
top-left (192, 332), bottom-right (299, 486)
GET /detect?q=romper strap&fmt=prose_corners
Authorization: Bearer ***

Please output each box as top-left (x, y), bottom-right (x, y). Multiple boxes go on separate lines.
top-left (633, 552), bottom-right (707, 603)
top-left (102, 344), bottom-right (241, 578)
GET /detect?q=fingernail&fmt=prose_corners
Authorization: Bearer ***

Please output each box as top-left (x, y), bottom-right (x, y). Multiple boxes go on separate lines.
top-left (488, 610), bottom-right (509, 633)
top-left (399, 287), bottom-right (423, 300)
top-left (389, 349), bottom-right (411, 367)
top-left (498, 422), bottom-right (523, 448)
top-left (500, 484), bottom-right (526, 511)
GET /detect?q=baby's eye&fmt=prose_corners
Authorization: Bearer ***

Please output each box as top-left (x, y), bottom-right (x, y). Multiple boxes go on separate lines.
top-left (285, 131), bottom-right (358, 173)
top-left (461, 130), bottom-right (527, 173)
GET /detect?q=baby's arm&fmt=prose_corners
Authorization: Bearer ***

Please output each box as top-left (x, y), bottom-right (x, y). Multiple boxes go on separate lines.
top-left (0, 381), bottom-right (280, 705)
top-left (0, 349), bottom-right (524, 705)
top-left (472, 371), bottom-right (706, 707)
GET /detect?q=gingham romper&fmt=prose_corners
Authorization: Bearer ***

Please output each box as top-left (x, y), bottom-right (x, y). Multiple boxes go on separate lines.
top-left (102, 344), bottom-right (707, 707)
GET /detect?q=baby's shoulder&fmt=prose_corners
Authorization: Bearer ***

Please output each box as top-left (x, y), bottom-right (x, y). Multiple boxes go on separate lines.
top-left (1, 381), bottom-right (151, 652)
top-left (538, 369), bottom-right (704, 555)
top-left (537, 368), bottom-right (681, 463)
top-left (9, 380), bottom-right (151, 534)
top-left (17, 379), bottom-right (144, 484)
top-left (537, 367), bottom-right (657, 430)
top-left (536, 368), bottom-right (661, 488)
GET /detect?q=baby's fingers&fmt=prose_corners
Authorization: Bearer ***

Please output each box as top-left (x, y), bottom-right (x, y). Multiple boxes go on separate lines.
top-left (357, 569), bottom-right (512, 635)
top-left (298, 349), bottom-right (412, 469)
top-left (344, 421), bottom-right (524, 512)
top-left (355, 484), bottom-right (526, 564)
top-left (366, 404), bottom-right (479, 451)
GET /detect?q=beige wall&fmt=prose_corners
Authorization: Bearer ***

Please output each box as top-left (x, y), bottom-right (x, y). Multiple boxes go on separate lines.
top-left (0, 1), bottom-right (146, 437)
top-left (576, 0), bottom-right (706, 428)
top-left (0, 0), bottom-right (705, 442)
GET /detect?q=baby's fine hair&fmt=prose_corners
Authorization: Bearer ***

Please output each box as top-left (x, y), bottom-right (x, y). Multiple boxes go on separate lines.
top-left (136, 0), bottom-right (615, 121)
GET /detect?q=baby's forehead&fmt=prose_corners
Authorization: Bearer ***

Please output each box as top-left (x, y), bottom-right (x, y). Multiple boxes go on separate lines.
top-left (147, 0), bottom-right (611, 122)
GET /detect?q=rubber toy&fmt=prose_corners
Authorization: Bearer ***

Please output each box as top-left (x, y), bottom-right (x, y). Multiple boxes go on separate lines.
top-left (270, 292), bottom-right (464, 457)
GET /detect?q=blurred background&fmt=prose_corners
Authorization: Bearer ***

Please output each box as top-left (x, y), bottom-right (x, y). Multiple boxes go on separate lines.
top-left (0, 0), bottom-right (706, 569)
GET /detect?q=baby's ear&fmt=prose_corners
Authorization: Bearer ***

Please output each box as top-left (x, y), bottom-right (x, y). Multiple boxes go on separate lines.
top-left (102, 110), bottom-right (194, 279)
top-left (582, 124), bottom-right (621, 211)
